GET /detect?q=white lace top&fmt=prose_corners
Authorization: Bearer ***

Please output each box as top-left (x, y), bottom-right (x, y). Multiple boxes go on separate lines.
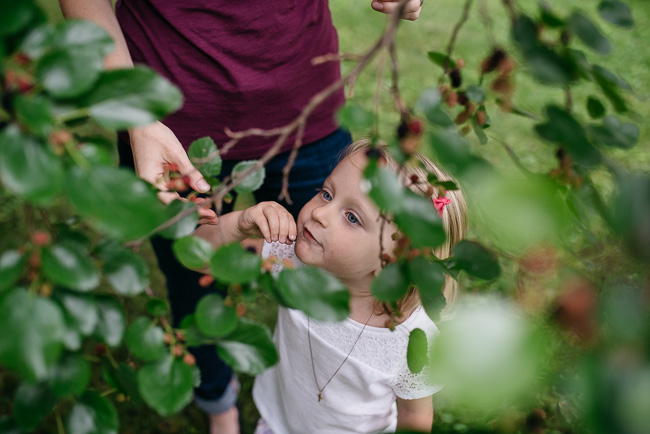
top-left (253, 242), bottom-right (441, 434)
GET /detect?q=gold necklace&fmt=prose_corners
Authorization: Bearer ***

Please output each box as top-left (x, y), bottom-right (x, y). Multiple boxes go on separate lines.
top-left (307, 311), bottom-right (374, 402)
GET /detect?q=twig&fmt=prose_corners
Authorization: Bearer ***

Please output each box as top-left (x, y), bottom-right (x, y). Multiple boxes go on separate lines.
top-left (389, 40), bottom-right (408, 118)
top-left (438, 0), bottom-right (474, 86)
top-left (478, 0), bottom-right (496, 48)
top-left (312, 53), bottom-right (362, 65)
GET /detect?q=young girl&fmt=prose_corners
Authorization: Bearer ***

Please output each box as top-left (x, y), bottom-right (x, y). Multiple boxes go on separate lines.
top-left (195, 140), bottom-right (467, 433)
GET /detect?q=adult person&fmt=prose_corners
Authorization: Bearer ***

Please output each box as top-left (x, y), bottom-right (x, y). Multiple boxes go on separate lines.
top-left (58, 1), bottom-right (423, 432)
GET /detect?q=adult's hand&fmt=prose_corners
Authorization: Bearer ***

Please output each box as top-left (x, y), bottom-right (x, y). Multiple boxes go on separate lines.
top-left (129, 122), bottom-right (218, 225)
top-left (370, 0), bottom-right (423, 21)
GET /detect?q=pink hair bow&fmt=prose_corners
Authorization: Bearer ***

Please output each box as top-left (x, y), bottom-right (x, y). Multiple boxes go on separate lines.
top-left (433, 195), bottom-right (451, 217)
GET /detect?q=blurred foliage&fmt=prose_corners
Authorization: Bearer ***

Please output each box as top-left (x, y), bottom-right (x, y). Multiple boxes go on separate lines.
top-left (1, 0), bottom-right (649, 434)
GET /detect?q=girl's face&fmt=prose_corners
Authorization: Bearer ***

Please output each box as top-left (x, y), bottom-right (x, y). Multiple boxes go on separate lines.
top-left (295, 151), bottom-right (396, 289)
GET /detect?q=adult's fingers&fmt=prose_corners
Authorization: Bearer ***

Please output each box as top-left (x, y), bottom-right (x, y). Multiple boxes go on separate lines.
top-left (370, 0), bottom-right (422, 20)
top-left (174, 149), bottom-right (211, 193)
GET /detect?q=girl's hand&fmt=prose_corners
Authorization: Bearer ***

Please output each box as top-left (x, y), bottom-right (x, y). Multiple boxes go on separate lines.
top-left (236, 202), bottom-right (297, 245)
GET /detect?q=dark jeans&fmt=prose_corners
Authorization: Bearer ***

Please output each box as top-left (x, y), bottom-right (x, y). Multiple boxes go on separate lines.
top-left (118, 128), bottom-right (352, 404)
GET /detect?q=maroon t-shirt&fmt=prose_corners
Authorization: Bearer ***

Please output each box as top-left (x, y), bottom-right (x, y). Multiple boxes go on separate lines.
top-left (115, 0), bottom-right (344, 160)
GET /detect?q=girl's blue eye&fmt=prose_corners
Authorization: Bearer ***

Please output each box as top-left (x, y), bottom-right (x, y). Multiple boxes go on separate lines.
top-left (346, 212), bottom-right (359, 225)
top-left (321, 190), bottom-right (332, 201)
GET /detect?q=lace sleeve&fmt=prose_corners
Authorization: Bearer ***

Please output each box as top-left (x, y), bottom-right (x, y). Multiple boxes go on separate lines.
top-left (392, 314), bottom-right (444, 400)
top-left (392, 355), bottom-right (442, 400)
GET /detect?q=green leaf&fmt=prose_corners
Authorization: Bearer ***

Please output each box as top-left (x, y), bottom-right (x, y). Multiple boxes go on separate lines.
top-left (394, 191), bottom-right (446, 248)
top-left (79, 141), bottom-right (115, 167)
top-left (146, 298), bottom-right (169, 317)
top-left (0, 0), bottom-right (36, 36)
top-left (216, 319), bottom-right (278, 375)
top-left (137, 355), bottom-right (194, 416)
top-left (428, 130), bottom-right (474, 176)
top-left (427, 51), bottom-right (456, 70)
top-left (52, 19), bottom-right (113, 55)
top-left (407, 257), bottom-right (446, 320)
top-left (0, 289), bottom-right (65, 382)
top-left (126, 317), bottom-right (167, 362)
top-left (592, 64), bottom-right (630, 113)
top-left (96, 242), bottom-right (148, 295)
top-left (84, 66), bottom-right (183, 130)
top-left (232, 160), bottom-right (266, 194)
top-left (54, 291), bottom-right (98, 336)
top-left (524, 46), bottom-right (577, 85)
top-left (48, 353), bottom-right (90, 397)
top-left (188, 137), bottom-right (222, 178)
top-left (0, 250), bottom-right (25, 292)
top-left (407, 328), bottom-right (428, 374)
top-left (195, 294), bottom-right (238, 338)
top-left (568, 12), bottom-right (611, 55)
top-left (465, 85), bottom-right (486, 104)
top-left (173, 236), bottom-right (214, 270)
top-left (66, 166), bottom-right (167, 240)
top-left (512, 14), bottom-right (539, 52)
top-left (534, 105), bottom-right (600, 166)
top-left (417, 88), bottom-right (442, 113)
top-left (42, 242), bottom-right (100, 292)
top-left (158, 199), bottom-right (199, 239)
top-left (371, 263), bottom-right (409, 303)
top-left (277, 266), bottom-right (350, 322)
top-left (66, 391), bottom-right (119, 434)
top-left (0, 125), bottom-right (63, 204)
top-left (13, 383), bottom-right (57, 432)
top-left (102, 362), bottom-right (143, 405)
top-left (20, 23), bottom-right (56, 59)
top-left (0, 416), bottom-right (20, 433)
top-left (178, 314), bottom-right (211, 347)
top-left (587, 115), bottom-right (639, 149)
top-left (471, 116), bottom-right (488, 145)
top-left (337, 103), bottom-right (374, 131)
top-left (93, 296), bottom-right (125, 348)
top-left (15, 95), bottom-right (53, 138)
top-left (451, 241), bottom-right (500, 280)
top-left (539, 0), bottom-right (565, 27)
top-left (365, 160), bottom-right (404, 213)
top-left (36, 46), bottom-right (103, 99)
top-left (418, 89), bottom-right (453, 127)
top-left (210, 243), bottom-right (261, 284)
top-left (598, 0), bottom-right (634, 28)
top-left (587, 96), bottom-right (606, 119)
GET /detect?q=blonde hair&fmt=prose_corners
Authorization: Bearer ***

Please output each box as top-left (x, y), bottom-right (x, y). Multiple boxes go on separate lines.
top-left (344, 139), bottom-right (468, 321)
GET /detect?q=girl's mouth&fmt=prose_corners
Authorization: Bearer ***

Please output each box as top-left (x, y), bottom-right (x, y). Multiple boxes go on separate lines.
top-left (303, 227), bottom-right (318, 244)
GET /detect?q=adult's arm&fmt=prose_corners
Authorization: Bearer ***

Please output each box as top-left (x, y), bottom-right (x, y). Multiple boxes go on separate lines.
top-left (371, 0), bottom-right (423, 21)
top-left (58, 0), bottom-right (217, 223)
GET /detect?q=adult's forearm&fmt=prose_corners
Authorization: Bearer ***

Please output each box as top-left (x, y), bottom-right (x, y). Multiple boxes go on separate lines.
top-left (58, 0), bottom-right (133, 69)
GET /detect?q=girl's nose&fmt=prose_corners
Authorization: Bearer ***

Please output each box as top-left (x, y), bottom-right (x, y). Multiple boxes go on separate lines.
top-left (311, 204), bottom-right (329, 228)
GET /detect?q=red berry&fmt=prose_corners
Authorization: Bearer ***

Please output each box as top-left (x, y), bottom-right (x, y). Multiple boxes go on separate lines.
top-left (94, 343), bottom-right (107, 357)
top-left (49, 130), bottom-right (73, 147)
top-left (31, 230), bottom-right (51, 247)
top-left (198, 275), bottom-right (214, 287)
top-left (236, 303), bottom-right (246, 317)
top-left (183, 353), bottom-right (196, 366)
top-left (175, 330), bottom-right (186, 342)
top-left (407, 119), bottom-right (424, 136)
top-left (173, 345), bottom-right (184, 357)
top-left (456, 58), bottom-right (466, 69)
top-left (14, 52), bottom-right (31, 65)
top-left (163, 333), bottom-right (173, 345)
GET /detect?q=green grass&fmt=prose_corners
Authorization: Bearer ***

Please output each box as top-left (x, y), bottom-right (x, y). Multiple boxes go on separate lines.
top-left (6, 1), bottom-right (650, 433)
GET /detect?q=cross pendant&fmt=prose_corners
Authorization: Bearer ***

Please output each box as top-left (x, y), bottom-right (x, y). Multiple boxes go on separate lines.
top-left (317, 392), bottom-right (323, 402)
